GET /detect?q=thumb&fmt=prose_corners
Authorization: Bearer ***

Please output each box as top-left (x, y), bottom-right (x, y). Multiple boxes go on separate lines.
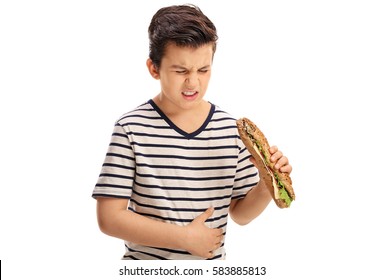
top-left (194, 207), bottom-right (214, 223)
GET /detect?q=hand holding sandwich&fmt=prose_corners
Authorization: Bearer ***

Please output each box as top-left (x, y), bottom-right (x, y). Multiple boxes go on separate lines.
top-left (248, 145), bottom-right (292, 203)
top-left (253, 145), bottom-right (292, 174)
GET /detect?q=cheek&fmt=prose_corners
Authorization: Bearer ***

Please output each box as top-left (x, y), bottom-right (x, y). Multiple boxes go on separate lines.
top-left (160, 73), bottom-right (175, 84)
top-left (201, 75), bottom-right (211, 88)
top-left (160, 76), bottom-right (183, 92)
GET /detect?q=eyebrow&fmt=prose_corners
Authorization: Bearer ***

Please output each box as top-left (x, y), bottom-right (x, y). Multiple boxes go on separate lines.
top-left (169, 64), bottom-right (211, 70)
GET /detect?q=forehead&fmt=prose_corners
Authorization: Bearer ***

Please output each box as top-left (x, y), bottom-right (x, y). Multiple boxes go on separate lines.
top-left (162, 43), bottom-right (214, 67)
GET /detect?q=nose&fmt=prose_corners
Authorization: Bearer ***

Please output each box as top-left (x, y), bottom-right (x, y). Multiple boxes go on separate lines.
top-left (185, 72), bottom-right (198, 88)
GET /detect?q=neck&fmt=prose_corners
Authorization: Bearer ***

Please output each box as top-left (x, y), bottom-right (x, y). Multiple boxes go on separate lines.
top-left (153, 94), bottom-right (209, 117)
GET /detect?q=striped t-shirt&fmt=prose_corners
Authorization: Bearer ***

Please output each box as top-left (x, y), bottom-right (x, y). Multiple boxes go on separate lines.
top-left (92, 100), bottom-right (259, 260)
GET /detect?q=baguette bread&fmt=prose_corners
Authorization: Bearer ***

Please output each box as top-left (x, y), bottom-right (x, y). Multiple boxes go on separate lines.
top-left (236, 117), bottom-right (295, 208)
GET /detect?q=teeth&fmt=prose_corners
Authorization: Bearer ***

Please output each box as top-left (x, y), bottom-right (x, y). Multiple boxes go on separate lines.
top-left (182, 91), bottom-right (196, 96)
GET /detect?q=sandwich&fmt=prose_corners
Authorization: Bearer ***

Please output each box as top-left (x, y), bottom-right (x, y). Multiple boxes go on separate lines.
top-left (236, 117), bottom-right (295, 208)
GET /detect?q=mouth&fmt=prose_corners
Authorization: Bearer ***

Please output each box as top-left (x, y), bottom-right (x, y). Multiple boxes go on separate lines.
top-left (181, 90), bottom-right (199, 99)
top-left (182, 90), bottom-right (198, 96)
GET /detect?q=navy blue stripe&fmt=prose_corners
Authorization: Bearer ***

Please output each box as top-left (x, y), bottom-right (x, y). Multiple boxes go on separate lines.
top-left (111, 132), bottom-right (129, 139)
top-left (136, 162), bottom-right (237, 171)
top-left (109, 142), bottom-right (132, 150)
top-left (238, 154), bottom-right (252, 164)
top-left (99, 173), bottom-right (134, 180)
top-left (204, 125), bottom-right (237, 131)
top-left (149, 247), bottom-right (191, 255)
top-left (218, 222), bottom-right (228, 229)
top-left (123, 255), bottom-right (139, 260)
top-left (117, 103), bottom-right (156, 121)
top-left (102, 163), bottom-right (134, 170)
top-left (133, 189), bottom-right (232, 202)
top-left (209, 254), bottom-right (223, 260)
top-left (131, 141), bottom-right (238, 151)
top-left (135, 152), bottom-right (237, 161)
top-left (213, 108), bottom-right (231, 114)
top-left (211, 116), bottom-right (236, 122)
top-left (106, 152), bottom-right (134, 161)
top-left (128, 131), bottom-right (239, 141)
top-left (92, 193), bottom-right (131, 199)
top-left (95, 183), bottom-right (132, 190)
top-left (134, 180), bottom-right (234, 192)
top-left (239, 147), bottom-right (248, 154)
top-left (119, 114), bottom-right (161, 121)
top-left (234, 182), bottom-right (258, 191)
top-left (121, 122), bottom-right (171, 129)
top-left (129, 208), bottom-right (228, 224)
top-left (124, 246), bottom-right (168, 260)
top-left (237, 163), bottom-right (255, 173)
top-left (130, 198), bottom-right (230, 213)
top-left (232, 193), bottom-right (247, 200)
top-left (196, 134), bottom-right (239, 141)
top-left (234, 173), bottom-right (258, 182)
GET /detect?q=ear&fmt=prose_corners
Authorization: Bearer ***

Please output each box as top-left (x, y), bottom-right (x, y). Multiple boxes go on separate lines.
top-left (146, 58), bottom-right (160, 80)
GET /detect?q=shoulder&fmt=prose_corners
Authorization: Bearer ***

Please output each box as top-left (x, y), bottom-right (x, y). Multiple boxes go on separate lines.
top-left (211, 104), bottom-right (237, 123)
top-left (210, 103), bottom-right (239, 130)
top-left (115, 101), bottom-right (158, 126)
top-left (204, 103), bottom-right (242, 144)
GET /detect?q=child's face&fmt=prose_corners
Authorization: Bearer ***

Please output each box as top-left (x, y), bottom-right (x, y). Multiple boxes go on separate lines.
top-left (154, 43), bottom-right (213, 112)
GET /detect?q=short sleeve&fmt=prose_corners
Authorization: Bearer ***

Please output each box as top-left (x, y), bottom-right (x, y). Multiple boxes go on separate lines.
top-left (232, 137), bottom-right (259, 200)
top-left (92, 122), bottom-right (135, 199)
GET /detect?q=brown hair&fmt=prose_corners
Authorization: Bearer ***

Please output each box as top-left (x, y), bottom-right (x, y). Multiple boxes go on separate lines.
top-left (148, 4), bottom-right (218, 68)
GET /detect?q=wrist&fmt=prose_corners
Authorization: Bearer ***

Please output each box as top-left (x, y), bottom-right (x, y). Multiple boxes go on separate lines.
top-left (173, 224), bottom-right (189, 250)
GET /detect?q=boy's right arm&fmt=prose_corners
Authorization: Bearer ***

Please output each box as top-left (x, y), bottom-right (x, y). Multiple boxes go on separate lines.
top-left (96, 197), bottom-right (223, 259)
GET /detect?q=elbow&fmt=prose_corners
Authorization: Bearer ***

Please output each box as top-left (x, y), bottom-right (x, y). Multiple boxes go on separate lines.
top-left (97, 212), bottom-right (110, 235)
top-left (97, 213), bottom-right (120, 237)
top-left (95, 197), bottom-right (129, 237)
top-left (96, 204), bottom-right (115, 236)
top-left (229, 211), bottom-right (252, 226)
top-left (236, 219), bottom-right (251, 226)
top-left (231, 216), bottom-right (251, 226)
top-left (229, 201), bottom-right (253, 226)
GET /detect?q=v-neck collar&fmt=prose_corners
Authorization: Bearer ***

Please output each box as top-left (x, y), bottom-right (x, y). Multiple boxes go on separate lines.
top-left (148, 99), bottom-right (215, 139)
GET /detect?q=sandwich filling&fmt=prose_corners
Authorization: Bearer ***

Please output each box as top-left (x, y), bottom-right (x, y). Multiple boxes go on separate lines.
top-left (244, 122), bottom-right (292, 207)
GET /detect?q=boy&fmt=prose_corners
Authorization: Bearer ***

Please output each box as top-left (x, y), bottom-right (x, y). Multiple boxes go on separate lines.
top-left (92, 4), bottom-right (292, 260)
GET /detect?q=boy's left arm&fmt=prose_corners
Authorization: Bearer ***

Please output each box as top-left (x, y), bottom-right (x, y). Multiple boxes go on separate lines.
top-left (229, 146), bottom-right (292, 225)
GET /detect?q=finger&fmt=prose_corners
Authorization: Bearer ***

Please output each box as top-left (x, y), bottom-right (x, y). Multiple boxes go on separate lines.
top-left (215, 236), bottom-right (223, 246)
top-left (280, 164), bottom-right (292, 174)
top-left (210, 241), bottom-right (222, 255)
top-left (214, 227), bottom-right (223, 235)
top-left (269, 145), bottom-right (278, 154)
top-left (270, 150), bottom-right (283, 163)
top-left (194, 207), bottom-right (214, 223)
top-left (274, 156), bottom-right (288, 170)
top-left (275, 155), bottom-right (292, 173)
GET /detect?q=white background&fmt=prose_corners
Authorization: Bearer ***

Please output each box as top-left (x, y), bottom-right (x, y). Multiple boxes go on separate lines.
top-left (1, 0), bottom-right (382, 279)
